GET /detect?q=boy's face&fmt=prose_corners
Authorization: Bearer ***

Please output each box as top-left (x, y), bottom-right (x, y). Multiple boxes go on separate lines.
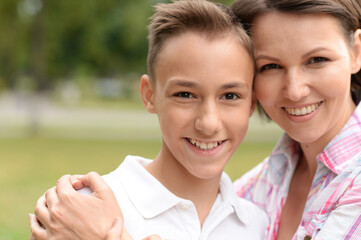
top-left (141, 32), bottom-right (255, 180)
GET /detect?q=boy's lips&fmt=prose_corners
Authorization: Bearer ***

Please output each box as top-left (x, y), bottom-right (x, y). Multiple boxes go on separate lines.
top-left (186, 138), bottom-right (226, 151)
top-left (282, 101), bottom-right (323, 116)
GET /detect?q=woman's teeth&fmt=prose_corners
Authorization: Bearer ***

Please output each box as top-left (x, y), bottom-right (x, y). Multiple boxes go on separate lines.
top-left (284, 102), bottom-right (321, 116)
top-left (188, 138), bottom-right (221, 151)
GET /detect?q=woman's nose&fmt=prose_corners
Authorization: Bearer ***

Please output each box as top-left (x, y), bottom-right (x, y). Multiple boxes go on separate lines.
top-left (283, 70), bottom-right (310, 101)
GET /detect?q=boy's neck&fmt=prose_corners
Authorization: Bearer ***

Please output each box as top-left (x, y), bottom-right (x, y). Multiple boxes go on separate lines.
top-left (145, 151), bottom-right (222, 225)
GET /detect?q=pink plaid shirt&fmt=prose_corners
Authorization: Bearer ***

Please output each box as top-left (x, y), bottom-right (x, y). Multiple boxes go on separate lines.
top-left (234, 103), bottom-right (361, 240)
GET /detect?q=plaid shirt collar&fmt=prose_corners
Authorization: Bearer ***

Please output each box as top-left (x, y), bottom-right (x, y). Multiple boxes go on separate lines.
top-left (317, 103), bottom-right (361, 174)
top-left (269, 103), bottom-right (361, 176)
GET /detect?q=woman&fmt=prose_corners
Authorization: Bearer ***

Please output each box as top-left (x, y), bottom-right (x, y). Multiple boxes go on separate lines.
top-left (231, 0), bottom-right (361, 239)
top-left (30, 0), bottom-right (361, 239)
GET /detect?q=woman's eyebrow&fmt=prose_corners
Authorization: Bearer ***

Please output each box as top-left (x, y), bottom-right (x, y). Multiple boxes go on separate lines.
top-left (302, 47), bottom-right (329, 59)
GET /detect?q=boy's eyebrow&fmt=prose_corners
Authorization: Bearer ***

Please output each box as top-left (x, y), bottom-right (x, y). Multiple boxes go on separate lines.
top-left (220, 82), bottom-right (248, 90)
top-left (167, 79), bottom-right (198, 88)
top-left (255, 55), bottom-right (279, 62)
top-left (166, 79), bottom-right (248, 89)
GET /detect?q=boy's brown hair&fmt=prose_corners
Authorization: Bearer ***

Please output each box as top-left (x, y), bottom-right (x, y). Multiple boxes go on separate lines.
top-left (147, 0), bottom-right (253, 81)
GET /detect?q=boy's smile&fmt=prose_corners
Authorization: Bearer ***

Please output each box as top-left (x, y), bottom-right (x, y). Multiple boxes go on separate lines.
top-left (186, 138), bottom-right (226, 151)
top-left (142, 31), bottom-right (255, 183)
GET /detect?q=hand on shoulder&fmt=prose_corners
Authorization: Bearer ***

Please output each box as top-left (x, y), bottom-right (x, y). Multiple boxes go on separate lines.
top-left (30, 172), bottom-right (123, 239)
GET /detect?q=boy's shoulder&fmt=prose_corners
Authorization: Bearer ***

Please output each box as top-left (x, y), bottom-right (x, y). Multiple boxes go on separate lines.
top-left (102, 155), bottom-right (155, 189)
top-left (102, 155), bottom-right (182, 217)
top-left (104, 155), bottom-right (153, 180)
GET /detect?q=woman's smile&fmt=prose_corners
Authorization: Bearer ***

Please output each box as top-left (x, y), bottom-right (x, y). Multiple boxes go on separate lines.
top-left (283, 101), bottom-right (323, 116)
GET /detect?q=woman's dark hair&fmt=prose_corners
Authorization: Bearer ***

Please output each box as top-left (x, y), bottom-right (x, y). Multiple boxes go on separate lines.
top-left (232, 0), bottom-right (361, 119)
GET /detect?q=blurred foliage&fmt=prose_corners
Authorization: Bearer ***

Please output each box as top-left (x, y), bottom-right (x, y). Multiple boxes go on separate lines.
top-left (0, 0), bottom-right (234, 92)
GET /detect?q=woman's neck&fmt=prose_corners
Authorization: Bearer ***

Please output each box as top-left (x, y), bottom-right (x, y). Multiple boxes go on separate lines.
top-left (297, 147), bottom-right (317, 178)
top-left (300, 98), bottom-right (356, 173)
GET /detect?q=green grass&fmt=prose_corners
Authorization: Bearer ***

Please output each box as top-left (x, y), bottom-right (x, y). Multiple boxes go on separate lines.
top-left (0, 137), bottom-right (274, 239)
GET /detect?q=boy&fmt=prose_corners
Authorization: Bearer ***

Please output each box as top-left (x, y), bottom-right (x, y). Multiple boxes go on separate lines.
top-left (31, 0), bottom-right (268, 239)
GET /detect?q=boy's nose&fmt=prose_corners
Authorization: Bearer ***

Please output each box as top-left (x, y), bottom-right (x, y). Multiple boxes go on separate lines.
top-left (194, 102), bottom-right (222, 136)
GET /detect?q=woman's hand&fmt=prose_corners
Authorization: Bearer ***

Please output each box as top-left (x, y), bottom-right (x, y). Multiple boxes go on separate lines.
top-left (30, 215), bottom-right (136, 240)
top-left (30, 172), bottom-right (123, 240)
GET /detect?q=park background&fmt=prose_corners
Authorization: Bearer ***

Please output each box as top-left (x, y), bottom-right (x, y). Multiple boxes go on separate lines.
top-left (0, 0), bottom-right (283, 239)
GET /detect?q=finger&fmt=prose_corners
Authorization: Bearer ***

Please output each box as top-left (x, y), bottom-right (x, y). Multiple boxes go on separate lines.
top-left (29, 213), bottom-right (47, 240)
top-left (55, 174), bottom-right (77, 198)
top-left (79, 172), bottom-right (110, 196)
top-left (70, 175), bottom-right (85, 190)
top-left (34, 195), bottom-right (50, 229)
top-left (44, 187), bottom-right (59, 211)
top-left (105, 217), bottom-right (123, 240)
top-left (142, 235), bottom-right (162, 240)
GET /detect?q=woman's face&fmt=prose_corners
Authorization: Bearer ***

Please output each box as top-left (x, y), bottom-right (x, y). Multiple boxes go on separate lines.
top-left (252, 12), bottom-right (361, 147)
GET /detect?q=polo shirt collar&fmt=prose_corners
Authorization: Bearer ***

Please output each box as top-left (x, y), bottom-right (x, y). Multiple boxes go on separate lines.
top-left (268, 103), bottom-right (361, 176)
top-left (219, 172), bottom-right (248, 224)
top-left (317, 103), bottom-right (361, 174)
top-left (114, 156), bottom-right (246, 223)
top-left (114, 156), bottom-right (182, 219)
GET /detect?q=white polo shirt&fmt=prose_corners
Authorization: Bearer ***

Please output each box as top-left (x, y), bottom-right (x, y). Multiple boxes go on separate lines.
top-left (103, 155), bottom-right (268, 240)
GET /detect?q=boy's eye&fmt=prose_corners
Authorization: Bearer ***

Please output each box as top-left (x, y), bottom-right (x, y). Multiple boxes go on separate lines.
top-left (259, 63), bottom-right (281, 72)
top-left (174, 92), bottom-right (194, 98)
top-left (222, 93), bottom-right (240, 100)
top-left (307, 57), bottom-right (329, 64)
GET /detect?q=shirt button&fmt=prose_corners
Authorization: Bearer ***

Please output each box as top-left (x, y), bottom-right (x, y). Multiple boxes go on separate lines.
top-left (179, 203), bottom-right (190, 210)
top-left (304, 236), bottom-right (312, 240)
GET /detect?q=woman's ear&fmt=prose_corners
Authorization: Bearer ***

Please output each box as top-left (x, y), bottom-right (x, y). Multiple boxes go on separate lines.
top-left (140, 74), bottom-right (156, 113)
top-left (351, 29), bottom-right (361, 73)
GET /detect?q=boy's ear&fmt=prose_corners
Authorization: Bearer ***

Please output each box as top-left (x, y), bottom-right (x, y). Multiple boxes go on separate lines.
top-left (140, 74), bottom-right (156, 113)
top-left (351, 29), bottom-right (361, 73)
top-left (249, 90), bottom-right (257, 117)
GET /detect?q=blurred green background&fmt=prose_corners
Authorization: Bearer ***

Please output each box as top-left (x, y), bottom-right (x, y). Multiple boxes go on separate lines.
top-left (0, 0), bottom-right (283, 239)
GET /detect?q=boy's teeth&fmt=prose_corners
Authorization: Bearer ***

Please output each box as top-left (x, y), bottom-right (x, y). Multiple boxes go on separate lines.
top-left (189, 138), bottom-right (220, 151)
top-left (207, 142), bottom-right (215, 149)
top-left (285, 102), bottom-right (321, 116)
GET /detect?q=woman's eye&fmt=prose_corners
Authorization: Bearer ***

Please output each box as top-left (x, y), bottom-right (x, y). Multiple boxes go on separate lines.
top-left (174, 92), bottom-right (194, 98)
top-left (259, 63), bottom-right (281, 72)
top-left (308, 57), bottom-right (329, 64)
top-left (222, 93), bottom-right (240, 100)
